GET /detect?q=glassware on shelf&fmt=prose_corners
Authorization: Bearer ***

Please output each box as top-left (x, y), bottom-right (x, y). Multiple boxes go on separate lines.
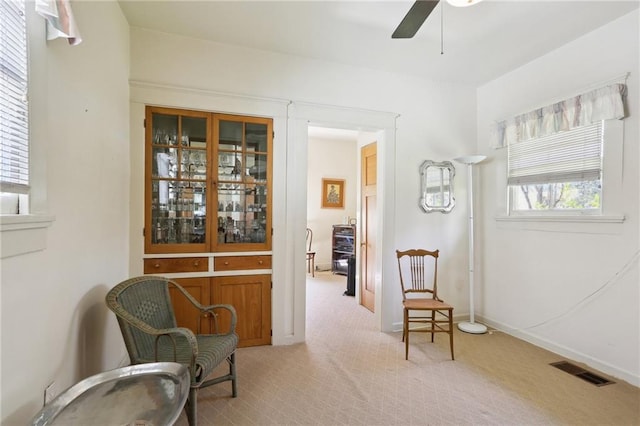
top-left (150, 112), bottom-right (208, 247)
top-left (146, 107), bottom-right (271, 251)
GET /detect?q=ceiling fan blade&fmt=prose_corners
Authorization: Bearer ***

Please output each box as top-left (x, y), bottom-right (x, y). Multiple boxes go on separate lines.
top-left (392, 0), bottom-right (440, 39)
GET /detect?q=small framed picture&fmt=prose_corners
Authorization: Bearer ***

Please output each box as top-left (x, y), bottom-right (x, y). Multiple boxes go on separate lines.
top-left (321, 178), bottom-right (345, 209)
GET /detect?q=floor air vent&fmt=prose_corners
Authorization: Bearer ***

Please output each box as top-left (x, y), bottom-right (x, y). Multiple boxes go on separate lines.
top-left (550, 361), bottom-right (615, 387)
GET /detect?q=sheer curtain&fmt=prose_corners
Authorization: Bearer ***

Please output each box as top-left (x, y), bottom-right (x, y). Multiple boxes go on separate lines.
top-left (35, 0), bottom-right (82, 46)
top-left (493, 82), bottom-right (627, 148)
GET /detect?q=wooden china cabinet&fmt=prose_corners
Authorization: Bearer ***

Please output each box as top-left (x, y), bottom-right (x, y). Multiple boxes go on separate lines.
top-left (143, 106), bottom-right (273, 347)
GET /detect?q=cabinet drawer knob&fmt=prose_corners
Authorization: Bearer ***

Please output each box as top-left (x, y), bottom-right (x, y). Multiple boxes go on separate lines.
top-left (154, 263), bottom-right (160, 268)
top-left (193, 261), bottom-right (199, 267)
top-left (224, 261), bottom-right (229, 265)
top-left (258, 260), bottom-right (263, 265)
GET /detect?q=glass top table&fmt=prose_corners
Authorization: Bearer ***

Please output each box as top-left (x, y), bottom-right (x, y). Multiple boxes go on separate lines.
top-left (31, 362), bottom-right (189, 426)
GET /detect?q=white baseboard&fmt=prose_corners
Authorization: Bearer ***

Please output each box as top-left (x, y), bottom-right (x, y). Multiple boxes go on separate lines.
top-left (478, 315), bottom-right (640, 387)
top-left (315, 263), bottom-right (333, 272)
top-left (392, 314), bottom-right (639, 386)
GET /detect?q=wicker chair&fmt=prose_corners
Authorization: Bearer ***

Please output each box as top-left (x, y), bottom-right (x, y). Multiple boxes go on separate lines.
top-left (106, 276), bottom-right (238, 426)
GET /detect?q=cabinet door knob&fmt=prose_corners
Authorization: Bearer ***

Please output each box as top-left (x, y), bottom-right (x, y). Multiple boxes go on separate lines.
top-left (203, 313), bottom-right (209, 318)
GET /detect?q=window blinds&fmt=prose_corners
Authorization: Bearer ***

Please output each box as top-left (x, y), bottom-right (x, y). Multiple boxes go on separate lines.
top-left (0, 0), bottom-right (29, 194)
top-left (507, 122), bottom-right (603, 186)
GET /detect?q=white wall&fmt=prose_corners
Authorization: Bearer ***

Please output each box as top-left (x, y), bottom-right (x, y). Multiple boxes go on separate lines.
top-left (3, 5), bottom-right (635, 424)
top-left (476, 10), bottom-right (639, 385)
top-left (1, 3), bottom-right (635, 424)
top-left (128, 27), bottom-right (476, 342)
top-left (0, 3), bottom-right (130, 423)
top-left (307, 136), bottom-right (358, 270)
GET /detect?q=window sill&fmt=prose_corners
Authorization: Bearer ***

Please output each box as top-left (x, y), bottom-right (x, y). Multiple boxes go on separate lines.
top-left (1, 214), bottom-right (55, 259)
top-left (495, 214), bottom-right (625, 224)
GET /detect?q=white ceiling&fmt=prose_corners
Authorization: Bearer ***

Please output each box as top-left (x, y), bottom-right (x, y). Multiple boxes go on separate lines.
top-left (118, 0), bottom-right (638, 86)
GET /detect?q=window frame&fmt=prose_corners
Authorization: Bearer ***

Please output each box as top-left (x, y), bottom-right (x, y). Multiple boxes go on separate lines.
top-left (0, 1), bottom-right (54, 258)
top-left (507, 121), bottom-right (602, 217)
top-left (1, 0), bottom-right (30, 200)
top-left (505, 119), bottom-right (624, 222)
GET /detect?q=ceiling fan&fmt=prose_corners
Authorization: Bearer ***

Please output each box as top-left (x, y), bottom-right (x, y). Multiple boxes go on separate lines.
top-left (392, 0), bottom-right (484, 39)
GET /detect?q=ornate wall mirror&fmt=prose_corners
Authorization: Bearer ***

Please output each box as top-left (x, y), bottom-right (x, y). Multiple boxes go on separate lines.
top-left (419, 160), bottom-right (455, 213)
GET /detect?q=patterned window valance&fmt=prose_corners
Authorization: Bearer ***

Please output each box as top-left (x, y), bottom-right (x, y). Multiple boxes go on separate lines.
top-left (493, 81), bottom-right (628, 148)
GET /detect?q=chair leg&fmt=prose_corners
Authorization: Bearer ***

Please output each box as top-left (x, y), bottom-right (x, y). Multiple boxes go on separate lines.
top-left (449, 308), bottom-right (455, 361)
top-left (229, 352), bottom-right (238, 397)
top-left (186, 387), bottom-right (198, 426)
top-left (404, 308), bottom-right (409, 360)
top-left (307, 256), bottom-right (315, 277)
top-left (431, 310), bottom-right (435, 342)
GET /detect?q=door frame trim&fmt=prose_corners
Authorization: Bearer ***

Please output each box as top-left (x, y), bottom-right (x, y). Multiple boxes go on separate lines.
top-left (287, 102), bottom-right (398, 343)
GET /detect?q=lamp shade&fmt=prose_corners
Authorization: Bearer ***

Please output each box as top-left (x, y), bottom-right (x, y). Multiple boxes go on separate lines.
top-left (447, 0), bottom-right (484, 7)
top-left (453, 155), bottom-right (486, 165)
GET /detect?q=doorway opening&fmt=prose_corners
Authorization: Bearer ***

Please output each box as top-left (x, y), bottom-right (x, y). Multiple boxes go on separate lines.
top-left (305, 125), bottom-right (375, 312)
top-left (306, 125), bottom-right (357, 271)
top-left (279, 103), bottom-right (397, 346)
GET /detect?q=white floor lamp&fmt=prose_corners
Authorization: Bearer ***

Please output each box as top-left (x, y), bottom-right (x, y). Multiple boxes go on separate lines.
top-left (454, 155), bottom-right (487, 334)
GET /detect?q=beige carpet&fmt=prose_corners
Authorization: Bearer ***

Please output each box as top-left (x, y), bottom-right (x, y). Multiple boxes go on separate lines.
top-left (176, 271), bottom-right (640, 425)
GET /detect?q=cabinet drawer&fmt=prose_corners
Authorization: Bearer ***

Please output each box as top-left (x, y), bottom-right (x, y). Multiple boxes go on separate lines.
top-left (144, 257), bottom-right (208, 274)
top-left (215, 255), bottom-right (272, 271)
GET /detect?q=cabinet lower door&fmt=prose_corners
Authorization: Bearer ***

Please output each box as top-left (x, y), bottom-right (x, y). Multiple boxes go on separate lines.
top-left (213, 274), bottom-right (271, 347)
top-left (170, 277), bottom-right (212, 334)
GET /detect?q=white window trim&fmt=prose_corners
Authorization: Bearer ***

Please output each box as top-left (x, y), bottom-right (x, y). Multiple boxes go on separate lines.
top-left (0, 6), bottom-right (55, 259)
top-left (495, 214), bottom-right (624, 224)
top-left (0, 214), bottom-right (54, 258)
top-left (498, 119), bottom-right (625, 224)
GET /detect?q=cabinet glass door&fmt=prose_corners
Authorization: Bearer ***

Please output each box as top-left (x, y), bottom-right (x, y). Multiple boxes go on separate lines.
top-left (214, 116), bottom-right (272, 251)
top-left (146, 107), bottom-right (209, 253)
